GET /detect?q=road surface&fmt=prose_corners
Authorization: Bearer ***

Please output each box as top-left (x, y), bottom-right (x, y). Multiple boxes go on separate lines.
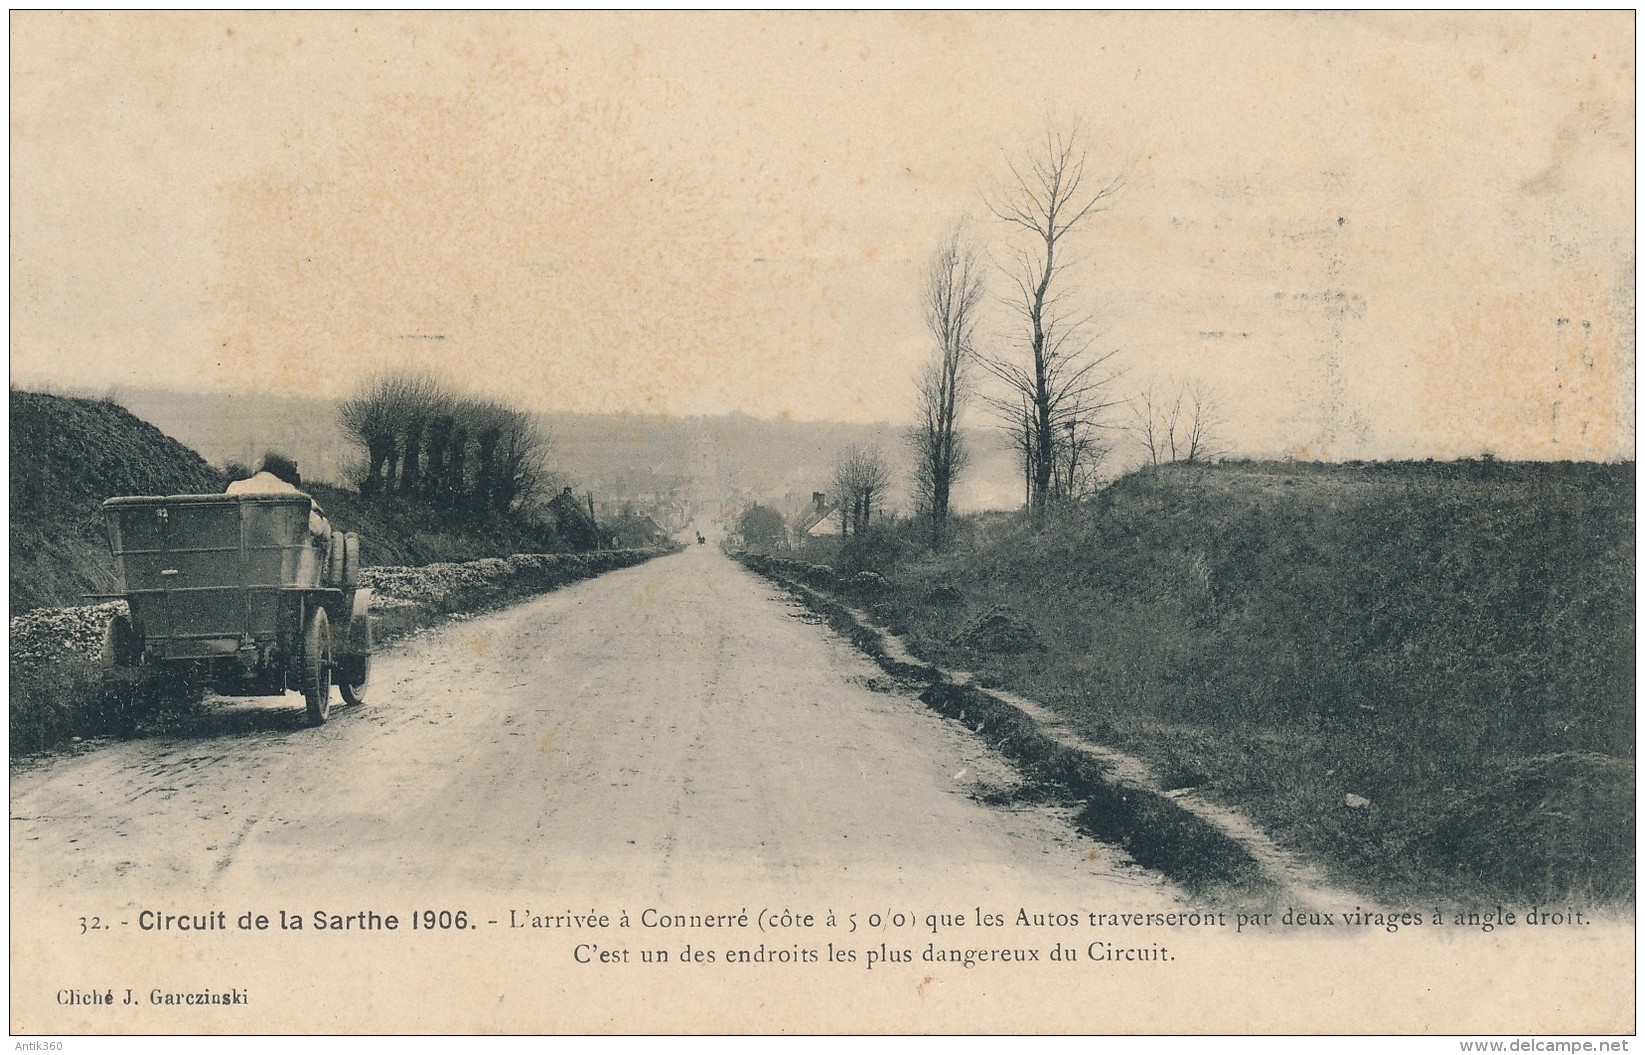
top-left (11, 544), bottom-right (1177, 908)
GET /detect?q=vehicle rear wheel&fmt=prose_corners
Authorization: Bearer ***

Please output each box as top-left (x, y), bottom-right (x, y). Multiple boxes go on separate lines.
top-left (101, 614), bottom-right (140, 668)
top-left (300, 607), bottom-right (332, 726)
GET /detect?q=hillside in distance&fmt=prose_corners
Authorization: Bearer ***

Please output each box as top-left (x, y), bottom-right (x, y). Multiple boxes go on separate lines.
top-left (109, 386), bottom-right (1026, 516)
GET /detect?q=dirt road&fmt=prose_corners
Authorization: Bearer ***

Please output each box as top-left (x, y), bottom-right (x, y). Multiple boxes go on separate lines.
top-left (11, 544), bottom-right (1176, 907)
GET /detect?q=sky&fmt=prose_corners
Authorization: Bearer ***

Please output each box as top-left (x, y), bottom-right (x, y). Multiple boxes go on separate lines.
top-left (10, 11), bottom-right (1636, 461)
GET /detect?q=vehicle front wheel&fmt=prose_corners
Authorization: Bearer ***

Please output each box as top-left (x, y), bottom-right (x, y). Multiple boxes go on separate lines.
top-left (299, 607), bottom-right (332, 726)
top-left (338, 591), bottom-right (371, 706)
top-left (338, 619), bottom-right (371, 706)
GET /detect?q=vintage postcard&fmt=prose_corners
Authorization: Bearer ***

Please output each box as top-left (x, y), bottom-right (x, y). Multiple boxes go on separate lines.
top-left (9, 11), bottom-right (1634, 1037)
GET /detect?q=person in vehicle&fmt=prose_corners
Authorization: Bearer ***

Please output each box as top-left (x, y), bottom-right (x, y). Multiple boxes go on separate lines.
top-left (226, 452), bottom-right (330, 540)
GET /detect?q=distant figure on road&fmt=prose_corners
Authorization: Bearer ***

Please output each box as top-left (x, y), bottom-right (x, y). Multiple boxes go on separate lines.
top-left (697, 532), bottom-right (705, 545)
top-left (226, 452), bottom-right (330, 540)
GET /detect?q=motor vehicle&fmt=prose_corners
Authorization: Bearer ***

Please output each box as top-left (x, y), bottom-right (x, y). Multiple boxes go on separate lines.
top-left (98, 492), bottom-right (371, 725)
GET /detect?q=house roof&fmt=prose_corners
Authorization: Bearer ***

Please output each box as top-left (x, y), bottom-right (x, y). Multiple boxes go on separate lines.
top-left (802, 504), bottom-right (842, 535)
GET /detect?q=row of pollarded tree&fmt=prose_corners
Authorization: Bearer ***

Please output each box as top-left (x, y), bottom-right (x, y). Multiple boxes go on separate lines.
top-left (338, 373), bottom-right (549, 513)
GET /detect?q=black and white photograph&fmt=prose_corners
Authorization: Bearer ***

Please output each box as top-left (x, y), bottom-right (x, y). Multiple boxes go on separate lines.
top-left (8, 10), bottom-right (1634, 1037)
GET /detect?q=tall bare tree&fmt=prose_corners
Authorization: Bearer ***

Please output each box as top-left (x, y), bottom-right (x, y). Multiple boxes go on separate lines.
top-left (831, 444), bottom-right (892, 537)
top-left (909, 222), bottom-right (985, 545)
top-left (981, 127), bottom-right (1126, 522)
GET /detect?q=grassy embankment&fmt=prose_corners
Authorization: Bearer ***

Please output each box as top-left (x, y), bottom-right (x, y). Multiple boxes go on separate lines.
top-left (754, 460), bottom-right (1634, 906)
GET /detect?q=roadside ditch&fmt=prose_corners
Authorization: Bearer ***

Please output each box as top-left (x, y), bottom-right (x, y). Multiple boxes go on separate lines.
top-left (736, 551), bottom-right (1352, 909)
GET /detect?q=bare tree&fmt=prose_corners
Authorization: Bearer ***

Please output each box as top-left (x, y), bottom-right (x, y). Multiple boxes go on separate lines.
top-left (340, 372), bottom-right (447, 495)
top-left (339, 378), bottom-right (395, 494)
top-left (909, 222), bottom-right (985, 546)
top-left (1004, 394), bottom-right (1037, 509)
top-left (393, 374), bottom-right (446, 495)
top-left (1133, 380), bottom-right (1170, 467)
top-left (1005, 403), bottom-right (1110, 505)
top-left (489, 407), bottom-right (550, 512)
top-left (981, 127), bottom-right (1126, 522)
top-left (1133, 378), bottom-right (1228, 465)
top-left (1054, 418), bottom-right (1112, 500)
top-left (473, 412), bottom-right (503, 510)
top-left (440, 399), bottom-right (478, 505)
top-left (831, 444), bottom-right (893, 537)
top-left (422, 411), bottom-right (455, 498)
top-left (1177, 382), bottom-right (1227, 464)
